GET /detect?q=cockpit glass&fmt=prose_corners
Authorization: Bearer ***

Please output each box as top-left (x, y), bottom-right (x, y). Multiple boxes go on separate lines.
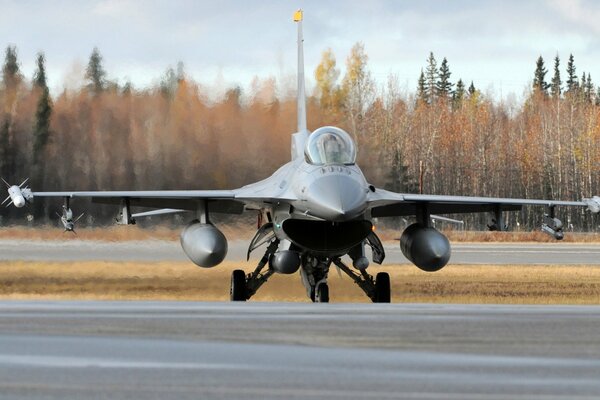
top-left (304, 126), bottom-right (356, 165)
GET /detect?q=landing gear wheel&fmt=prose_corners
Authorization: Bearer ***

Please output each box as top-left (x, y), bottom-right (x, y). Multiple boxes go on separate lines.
top-left (230, 269), bottom-right (247, 302)
top-left (314, 282), bottom-right (329, 303)
top-left (374, 272), bottom-right (391, 303)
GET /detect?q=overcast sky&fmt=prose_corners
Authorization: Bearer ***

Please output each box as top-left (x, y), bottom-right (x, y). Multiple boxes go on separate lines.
top-left (1, 0), bottom-right (599, 100)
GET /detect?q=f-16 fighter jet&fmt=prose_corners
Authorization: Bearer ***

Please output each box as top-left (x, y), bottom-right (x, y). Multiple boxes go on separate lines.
top-left (5, 10), bottom-right (600, 302)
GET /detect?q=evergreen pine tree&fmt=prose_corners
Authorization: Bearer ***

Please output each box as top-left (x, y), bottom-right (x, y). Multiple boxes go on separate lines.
top-left (385, 147), bottom-right (416, 193)
top-left (550, 55), bottom-right (561, 98)
top-left (468, 81), bottom-right (476, 96)
top-left (453, 79), bottom-right (465, 108)
top-left (2, 45), bottom-right (21, 108)
top-left (33, 53), bottom-right (47, 88)
top-left (1, 46), bottom-right (20, 183)
top-left (566, 53), bottom-right (578, 93)
top-left (32, 53), bottom-right (52, 165)
top-left (2, 46), bottom-right (20, 84)
top-left (0, 119), bottom-right (10, 180)
top-left (85, 47), bottom-right (106, 94)
top-left (580, 72), bottom-right (587, 100)
top-left (585, 73), bottom-right (594, 103)
top-left (596, 86), bottom-right (600, 106)
top-left (436, 57), bottom-right (453, 100)
top-left (532, 55), bottom-right (549, 95)
top-left (416, 69), bottom-right (427, 104)
top-left (425, 52), bottom-right (438, 103)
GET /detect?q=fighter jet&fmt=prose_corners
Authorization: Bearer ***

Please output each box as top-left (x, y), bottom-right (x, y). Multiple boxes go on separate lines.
top-left (5, 10), bottom-right (600, 302)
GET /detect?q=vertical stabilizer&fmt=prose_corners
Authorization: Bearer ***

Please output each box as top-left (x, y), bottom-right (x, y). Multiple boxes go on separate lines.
top-left (294, 9), bottom-right (307, 133)
top-left (291, 10), bottom-right (309, 160)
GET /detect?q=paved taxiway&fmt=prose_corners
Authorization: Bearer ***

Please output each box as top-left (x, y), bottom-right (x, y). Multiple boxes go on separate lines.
top-left (0, 239), bottom-right (599, 264)
top-left (0, 301), bottom-right (599, 399)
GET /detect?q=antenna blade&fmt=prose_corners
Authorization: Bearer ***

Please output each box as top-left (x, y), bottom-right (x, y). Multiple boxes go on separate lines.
top-left (74, 213), bottom-right (85, 223)
top-left (1, 195), bottom-right (10, 205)
top-left (1, 178), bottom-right (10, 188)
top-left (18, 178), bottom-right (29, 188)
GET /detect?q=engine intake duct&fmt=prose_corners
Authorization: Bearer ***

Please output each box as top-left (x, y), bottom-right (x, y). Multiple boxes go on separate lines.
top-left (400, 223), bottom-right (451, 272)
top-left (282, 219), bottom-right (372, 253)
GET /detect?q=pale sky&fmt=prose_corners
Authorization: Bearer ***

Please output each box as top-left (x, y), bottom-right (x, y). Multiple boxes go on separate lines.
top-left (1, 0), bottom-right (599, 101)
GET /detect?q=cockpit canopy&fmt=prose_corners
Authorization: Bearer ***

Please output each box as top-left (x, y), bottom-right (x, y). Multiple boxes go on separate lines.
top-left (304, 126), bottom-right (356, 165)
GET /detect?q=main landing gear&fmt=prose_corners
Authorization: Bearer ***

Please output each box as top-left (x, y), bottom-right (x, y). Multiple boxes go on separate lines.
top-left (229, 238), bottom-right (391, 303)
top-left (230, 239), bottom-right (279, 302)
top-left (333, 258), bottom-right (391, 303)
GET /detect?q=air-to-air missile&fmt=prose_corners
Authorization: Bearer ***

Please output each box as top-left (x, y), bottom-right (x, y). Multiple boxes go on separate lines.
top-left (57, 198), bottom-right (84, 233)
top-left (1, 178), bottom-right (32, 208)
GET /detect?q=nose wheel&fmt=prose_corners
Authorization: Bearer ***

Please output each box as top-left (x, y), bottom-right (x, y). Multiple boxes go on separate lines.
top-left (314, 282), bottom-right (329, 303)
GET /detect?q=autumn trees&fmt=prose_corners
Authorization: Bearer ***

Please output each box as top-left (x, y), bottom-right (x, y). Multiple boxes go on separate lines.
top-left (0, 44), bottom-right (598, 231)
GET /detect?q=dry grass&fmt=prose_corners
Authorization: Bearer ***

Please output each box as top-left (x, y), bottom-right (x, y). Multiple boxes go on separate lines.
top-left (1, 225), bottom-right (599, 243)
top-left (375, 229), bottom-right (600, 243)
top-left (444, 230), bottom-right (600, 243)
top-left (0, 225), bottom-right (254, 242)
top-left (1, 261), bottom-right (599, 304)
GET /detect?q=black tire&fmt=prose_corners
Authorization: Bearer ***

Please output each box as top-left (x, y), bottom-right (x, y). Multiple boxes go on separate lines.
top-left (374, 272), bottom-right (391, 303)
top-left (230, 269), bottom-right (247, 301)
top-left (315, 282), bottom-right (329, 303)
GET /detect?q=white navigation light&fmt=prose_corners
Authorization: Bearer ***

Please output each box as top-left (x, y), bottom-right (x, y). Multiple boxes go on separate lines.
top-left (586, 196), bottom-right (600, 214)
top-left (8, 185), bottom-right (26, 208)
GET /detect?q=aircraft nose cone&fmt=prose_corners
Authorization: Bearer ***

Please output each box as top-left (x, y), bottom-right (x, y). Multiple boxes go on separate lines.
top-left (305, 174), bottom-right (367, 221)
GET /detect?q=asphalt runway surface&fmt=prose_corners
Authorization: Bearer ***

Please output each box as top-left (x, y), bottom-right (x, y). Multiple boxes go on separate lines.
top-left (0, 239), bottom-right (599, 264)
top-left (0, 301), bottom-right (599, 399)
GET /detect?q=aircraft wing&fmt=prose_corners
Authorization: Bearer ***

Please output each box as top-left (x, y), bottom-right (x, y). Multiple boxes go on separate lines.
top-left (368, 188), bottom-right (600, 217)
top-left (26, 185), bottom-right (295, 216)
top-left (30, 189), bottom-right (295, 215)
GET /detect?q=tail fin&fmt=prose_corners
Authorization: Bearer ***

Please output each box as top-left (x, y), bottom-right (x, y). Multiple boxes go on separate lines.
top-left (294, 9), bottom-right (307, 133)
top-left (291, 10), bottom-right (309, 160)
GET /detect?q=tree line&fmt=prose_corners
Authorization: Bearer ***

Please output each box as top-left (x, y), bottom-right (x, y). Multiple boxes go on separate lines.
top-left (0, 45), bottom-right (598, 231)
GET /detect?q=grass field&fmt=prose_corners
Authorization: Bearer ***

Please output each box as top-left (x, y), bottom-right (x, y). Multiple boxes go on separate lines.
top-left (1, 225), bottom-right (599, 243)
top-left (1, 261), bottom-right (599, 304)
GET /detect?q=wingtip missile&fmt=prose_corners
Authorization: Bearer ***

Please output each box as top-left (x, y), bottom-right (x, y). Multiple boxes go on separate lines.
top-left (3, 178), bottom-right (33, 208)
top-left (585, 196), bottom-right (600, 214)
top-left (7, 186), bottom-right (26, 208)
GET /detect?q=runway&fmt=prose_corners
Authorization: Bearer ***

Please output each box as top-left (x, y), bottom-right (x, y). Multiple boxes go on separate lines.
top-left (0, 301), bottom-right (599, 399)
top-left (0, 239), bottom-right (599, 264)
